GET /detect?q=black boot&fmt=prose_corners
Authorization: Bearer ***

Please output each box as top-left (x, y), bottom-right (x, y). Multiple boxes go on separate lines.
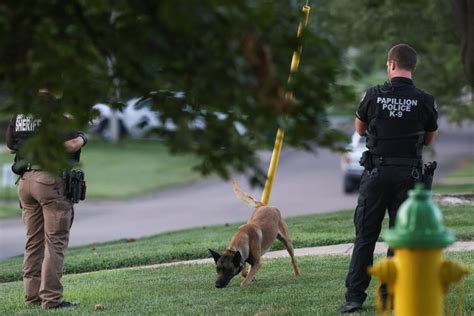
top-left (337, 301), bottom-right (363, 313)
top-left (48, 301), bottom-right (80, 309)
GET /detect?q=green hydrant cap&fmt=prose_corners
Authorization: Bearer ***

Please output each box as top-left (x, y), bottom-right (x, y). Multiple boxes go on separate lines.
top-left (384, 184), bottom-right (455, 248)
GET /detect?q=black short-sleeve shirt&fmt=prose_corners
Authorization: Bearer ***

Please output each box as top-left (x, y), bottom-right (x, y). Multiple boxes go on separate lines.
top-left (355, 77), bottom-right (438, 132)
top-left (355, 92), bottom-right (370, 123)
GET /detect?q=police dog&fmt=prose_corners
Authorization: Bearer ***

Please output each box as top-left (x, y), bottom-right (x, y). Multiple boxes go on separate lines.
top-left (209, 180), bottom-right (300, 288)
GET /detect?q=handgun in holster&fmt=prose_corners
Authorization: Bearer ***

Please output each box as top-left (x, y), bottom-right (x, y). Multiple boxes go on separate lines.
top-left (422, 161), bottom-right (437, 190)
top-left (359, 151), bottom-right (373, 170)
top-left (63, 169), bottom-right (86, 203)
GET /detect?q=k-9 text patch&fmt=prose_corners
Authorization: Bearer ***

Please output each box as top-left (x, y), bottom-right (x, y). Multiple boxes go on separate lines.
top-left (377, 97), bottom-right (418, 119)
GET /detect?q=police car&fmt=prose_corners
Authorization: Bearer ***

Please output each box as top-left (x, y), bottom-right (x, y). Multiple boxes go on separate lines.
top-left (340, 132), bottom-right (366, 193)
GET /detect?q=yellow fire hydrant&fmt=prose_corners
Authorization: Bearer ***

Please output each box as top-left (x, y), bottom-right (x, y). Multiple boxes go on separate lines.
top-left (368, 184), bottom-right (469, 316)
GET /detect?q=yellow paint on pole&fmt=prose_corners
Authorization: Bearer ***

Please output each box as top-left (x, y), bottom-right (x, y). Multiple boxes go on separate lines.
top-left (260, 4), bottom-right (311, 205)
top-left (261, 128), bottom-right (285, 205)
top-left (290, 5), bottom-right (311, 75)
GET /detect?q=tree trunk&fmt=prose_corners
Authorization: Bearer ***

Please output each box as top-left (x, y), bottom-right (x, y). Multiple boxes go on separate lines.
top-left (451, 0), bottom-right (474, 87)
top-left (109, 110), bottom-right (120, 144)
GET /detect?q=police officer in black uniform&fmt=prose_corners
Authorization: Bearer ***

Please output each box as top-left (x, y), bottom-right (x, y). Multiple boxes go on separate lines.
top-left (337, 44), bottom-right (438, 313)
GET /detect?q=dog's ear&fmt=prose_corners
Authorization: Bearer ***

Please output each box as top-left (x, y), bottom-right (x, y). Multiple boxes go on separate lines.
top-left (209, 249), bottom-right (221, 263)
top-left (233, 251), bottom-right (242, 267)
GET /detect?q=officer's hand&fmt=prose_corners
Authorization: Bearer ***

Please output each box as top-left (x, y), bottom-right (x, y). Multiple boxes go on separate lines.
top-left (64, 137), bottom-right (85, 152)
top-left (6, 146), bottom-right (16, 154)
top-left (424, 131), bottom-right (437, 146)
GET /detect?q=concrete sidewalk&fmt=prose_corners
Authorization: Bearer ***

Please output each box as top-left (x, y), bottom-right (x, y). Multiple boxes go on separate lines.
top-left (88, 241), bottom-right (474, 274)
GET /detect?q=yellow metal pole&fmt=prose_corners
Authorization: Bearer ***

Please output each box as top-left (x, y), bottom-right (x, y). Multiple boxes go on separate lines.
top-left (261, 4), bottom-right (311, 205)
top-left (261, 128), bottom-right (284, 205)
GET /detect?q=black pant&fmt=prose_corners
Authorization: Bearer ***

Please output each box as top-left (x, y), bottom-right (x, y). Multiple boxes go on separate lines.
top-left (344, 165), bottom-right (420, 304)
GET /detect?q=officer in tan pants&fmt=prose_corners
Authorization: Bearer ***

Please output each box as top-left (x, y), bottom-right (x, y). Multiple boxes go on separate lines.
top-left (6, 90), bottom-right (87, 309)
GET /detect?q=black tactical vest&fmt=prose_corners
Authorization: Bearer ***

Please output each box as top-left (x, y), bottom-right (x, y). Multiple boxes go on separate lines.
top-left (365, 81), bottom-right (426, 158)
top-left (9, 113), bottom-right (82, 174)
top-left (7, 114), bottom-right (41, 174)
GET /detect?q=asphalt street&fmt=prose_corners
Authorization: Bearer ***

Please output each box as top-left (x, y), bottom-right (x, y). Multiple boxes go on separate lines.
top-left (1, 117), bottom-right (473, 259)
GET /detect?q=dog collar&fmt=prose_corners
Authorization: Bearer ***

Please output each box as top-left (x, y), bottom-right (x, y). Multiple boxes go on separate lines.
top-left (236, 261), bottom-right (245, 275)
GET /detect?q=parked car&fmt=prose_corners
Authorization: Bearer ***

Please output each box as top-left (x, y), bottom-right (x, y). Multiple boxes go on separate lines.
top-left (340, 132), bottom-right (366, 194)
top-left (91, 97), bottom-right (173, 140)
top-left (91, 97), bottom-right (246, 140)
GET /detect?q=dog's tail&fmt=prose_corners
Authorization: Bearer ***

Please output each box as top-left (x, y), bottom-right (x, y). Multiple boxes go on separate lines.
top-left (231, 179), bottom-right (264, 209)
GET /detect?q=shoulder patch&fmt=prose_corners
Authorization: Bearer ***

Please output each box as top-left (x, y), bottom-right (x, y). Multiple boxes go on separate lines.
top-left (361, 86), bottom-right (380, 101)
top-left (422, 91), bottom-right (435, 105)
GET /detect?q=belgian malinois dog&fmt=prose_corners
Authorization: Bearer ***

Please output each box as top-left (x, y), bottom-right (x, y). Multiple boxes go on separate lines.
top-left (209, 180), bottom-right (300, 288)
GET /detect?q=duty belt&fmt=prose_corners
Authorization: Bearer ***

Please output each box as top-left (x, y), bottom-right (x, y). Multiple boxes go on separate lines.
top-left (371, 156), bottom-right (422, 168)
top-left (25, 163), bottom-right (42, 171)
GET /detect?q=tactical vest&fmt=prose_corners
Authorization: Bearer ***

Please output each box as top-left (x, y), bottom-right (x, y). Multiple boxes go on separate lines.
top-left (365, 83), bottom-right (426, 158)
top-left (10, 114), bottom-right (42, 174)
top-left (10, 113), bottom-right (81, 175)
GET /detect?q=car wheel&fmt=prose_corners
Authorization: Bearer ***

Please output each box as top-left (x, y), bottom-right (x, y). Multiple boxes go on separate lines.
top-left (96, 119), bottom-right (127, 140)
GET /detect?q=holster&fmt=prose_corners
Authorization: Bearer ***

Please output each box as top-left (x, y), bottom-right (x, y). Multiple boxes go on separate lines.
top-left (63, 169), bottom-right (87, 204)
top-left (12, 162), bottom-right (28, 176)
top-left (359, 151), bottom-right (373, 170)
top-left (11, 156), bottom-right (28, 176)
top-left (423, 161), bottom-right (437, 190)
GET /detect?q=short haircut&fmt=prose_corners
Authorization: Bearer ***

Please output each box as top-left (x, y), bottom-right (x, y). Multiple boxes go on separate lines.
top-left (387, 44), bottom-right (417, 71)
top-left (35, 89), bottom-right (59, 113)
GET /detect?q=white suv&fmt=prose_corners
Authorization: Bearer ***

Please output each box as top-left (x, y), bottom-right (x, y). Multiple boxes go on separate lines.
top-left (91, 98), bottom-right (166, 140)
top-left (340, 132), bottom-right (366, 193)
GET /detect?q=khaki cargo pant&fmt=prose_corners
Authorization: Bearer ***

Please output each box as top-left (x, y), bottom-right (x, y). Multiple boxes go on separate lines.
top-left (18, 170), bottom-right (73, 309)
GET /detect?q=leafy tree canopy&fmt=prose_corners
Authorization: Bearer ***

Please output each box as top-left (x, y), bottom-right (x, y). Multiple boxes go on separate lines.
top-left (0, 1), bottom-right (349, 184)
top-left (320, 0), bottom-right (473, 120)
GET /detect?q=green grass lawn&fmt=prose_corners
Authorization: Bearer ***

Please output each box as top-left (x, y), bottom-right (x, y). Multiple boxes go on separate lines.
top-left (0, 252), bottom-right (472, 315)
top-left (433, 157), bottom-right (474, 194)
top-left (433, 183), bottom-right (474, 194)
top-left (0, 148), bottom-right (18, 204)
top-left (79, 140), bottom-right (201, 199)
top-left (1, 205), bottom-right (471, 283)
top-left (0, 203), bottom-right (21, 219)
top-left (449, 159), bottom-right (474, 178)
top-left (0, 139), bottom-right (202, 217)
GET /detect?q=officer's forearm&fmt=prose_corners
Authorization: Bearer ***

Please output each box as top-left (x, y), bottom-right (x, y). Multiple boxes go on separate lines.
top-left (355, 118), bottom-right (367, 135)
top-left (64, 137), bottom-right (85, 152)
top-left (424, 131), bottom-right (437, 145)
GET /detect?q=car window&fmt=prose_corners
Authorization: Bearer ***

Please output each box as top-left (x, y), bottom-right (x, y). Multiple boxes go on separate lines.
top-left (135, 98), bottom-right (152, 109)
